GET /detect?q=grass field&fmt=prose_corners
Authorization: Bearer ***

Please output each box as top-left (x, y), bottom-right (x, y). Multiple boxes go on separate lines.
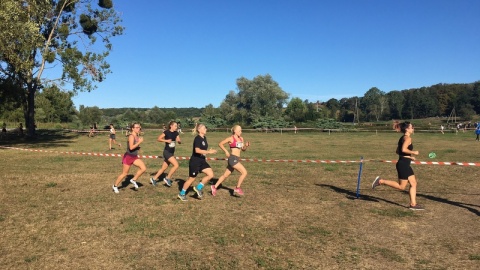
top-left (0, 129), bottom-right (479, 269)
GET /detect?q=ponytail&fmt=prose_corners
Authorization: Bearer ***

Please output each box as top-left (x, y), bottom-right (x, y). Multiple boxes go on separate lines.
top-left (393, 120), bottom-right (411, 133)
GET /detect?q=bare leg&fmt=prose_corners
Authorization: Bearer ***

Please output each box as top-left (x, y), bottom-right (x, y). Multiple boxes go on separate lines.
top-left (182, 177), bottom-right (196, 191)
top-left (379, 178), bottom-right (417, 206)
top-left (153, 161), bottom-right (169, 180)
top-left (407, 175), bottom-right (418, 206)
top-left (131, 159), bottom-right (146, 181)
top-left (166, 157), bottom-right (179, 179)
top-left (215, 167), bottom-right (233, 188)
top-left (200, 168), bottom-right (214, 185)
top-left (232, 163), bottom-right (247, 188)
top-left (379, 178), bottom-right (408, 190)
top-left (114, 164), bottom-right (131, 186)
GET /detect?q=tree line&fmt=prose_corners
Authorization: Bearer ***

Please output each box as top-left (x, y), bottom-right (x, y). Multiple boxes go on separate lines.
top-left (1, 72), bottom-right (479, 131)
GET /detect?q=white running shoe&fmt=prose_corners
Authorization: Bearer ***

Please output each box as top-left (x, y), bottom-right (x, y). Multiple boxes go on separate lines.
top-left (130, 179), bottom-right (139, 190)
top-left (112, 185), bottom-right (119, 194)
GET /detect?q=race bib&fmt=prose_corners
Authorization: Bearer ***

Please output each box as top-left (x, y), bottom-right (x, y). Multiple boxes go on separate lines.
top-left (236, 142), bottom-right (243, 148)
top-left (169, 141), bottom-right (176, 148)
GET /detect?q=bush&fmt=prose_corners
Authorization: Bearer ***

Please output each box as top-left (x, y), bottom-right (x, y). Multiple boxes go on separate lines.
top-left (316, 119), bottom-right (342, 129)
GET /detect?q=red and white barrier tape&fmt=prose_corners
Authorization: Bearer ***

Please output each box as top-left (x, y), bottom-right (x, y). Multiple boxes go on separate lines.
top-left (1, 146), bottom-right (479, 166)
top-left (368, 159), bottom-right (480, 166)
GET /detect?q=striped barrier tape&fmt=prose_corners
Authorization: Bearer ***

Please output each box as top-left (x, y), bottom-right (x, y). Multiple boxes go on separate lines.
top-left (1, 146), bottom-right (479, 166)
top-left (368, 159), bottom-right (480, 166)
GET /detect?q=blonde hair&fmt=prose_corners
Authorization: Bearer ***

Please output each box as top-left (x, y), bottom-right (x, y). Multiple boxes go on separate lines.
top-left (192, 123), bottom-right (204, 136)
top-left (231, 125), bottom-right (241, 134)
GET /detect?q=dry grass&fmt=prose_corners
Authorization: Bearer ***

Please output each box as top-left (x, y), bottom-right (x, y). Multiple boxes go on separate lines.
top-left (0, 129), bottom-right (479, 269)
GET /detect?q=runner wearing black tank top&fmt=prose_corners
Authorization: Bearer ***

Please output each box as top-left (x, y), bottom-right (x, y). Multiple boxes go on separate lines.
top-left (371, 121), bottom-right (424, 210)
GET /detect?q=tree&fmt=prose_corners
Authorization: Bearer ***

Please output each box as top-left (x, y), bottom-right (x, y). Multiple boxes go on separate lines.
top-left (235, 74), bottom-right (289, 124)
top-left (325, 98), bottom-right (340, 120)
top-left (386, 91), bottom-right (404, 119)
top-left (219, 90), bottom-right (247, 124)
top-left (303, 100), bottom-right (323, 121)
top-left (34, 95), bottom-right (54, 122)
top-left (284, 97), bottom-right (307, 122)
top-left (0, 0), bottom-right (124, 136)
top-left (147, 106), bottom-right (166, 124)
top-left (78, 105), bottom-right (102, 127)
top-left (36, 85), bottom-right (76, 122)
top-left (362, 87), bottom-right (387, 121)
top-left (0, 78), bottom-right (24, 121)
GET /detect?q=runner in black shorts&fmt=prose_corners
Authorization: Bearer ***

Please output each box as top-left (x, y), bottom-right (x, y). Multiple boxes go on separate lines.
top-left (371, 121), bottom-right (424, 210)
top-left (150, 121), bottom-right (182, 187)
top-left (178, 123), bottom-right (217, 201)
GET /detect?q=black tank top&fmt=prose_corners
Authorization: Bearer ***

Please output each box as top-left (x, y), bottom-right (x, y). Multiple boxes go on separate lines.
top-left (397, 135), bottom-right (413, 160)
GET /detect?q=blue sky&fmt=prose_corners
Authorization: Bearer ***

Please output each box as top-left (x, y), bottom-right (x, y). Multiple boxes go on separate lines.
top-left (71, 0), bottom-right (480, 109)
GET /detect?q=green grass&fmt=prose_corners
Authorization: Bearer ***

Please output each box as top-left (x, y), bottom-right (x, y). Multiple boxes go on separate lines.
top-left (0, 129), bottom-right (479, 269)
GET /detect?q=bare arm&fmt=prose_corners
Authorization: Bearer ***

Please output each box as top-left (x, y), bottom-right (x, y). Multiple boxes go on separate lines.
top-left (128, 135), bottom-right (143, 150)
top-left (195, 147), bottom-right (217, 155)
top-left (157, 132), bottom-right (167, 142)
top-left (218, 137), bottom-right (231, 156)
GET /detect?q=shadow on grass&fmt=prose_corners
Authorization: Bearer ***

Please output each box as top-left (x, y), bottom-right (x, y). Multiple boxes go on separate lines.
top-left (417, 193), bottom-right (480, 216)
top-left (316, 184), bottom-right (405, 208)
top-left (0, 129), bottom-right (79, 148)
top-left (165, 178), bottom-right (239, 198)
top-left (318, 184), bottom-right (480, 216)
top-left (210, 178), bottom-right (238, 197)
top-left (116, 175), bottom-right (145, 191)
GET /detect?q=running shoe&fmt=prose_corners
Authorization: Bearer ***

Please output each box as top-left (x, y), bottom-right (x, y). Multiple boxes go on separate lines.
top-left (193, 186), bottom-right (204, 199)
top-left (112, 185), bottom-right (119, 194)
top-left (163, 177), bottom-right (173, 187)
top-left (150, 177), bottom-right (157, 186)
top-left (409, 204), bottom-right (425, 211)
top-left (234, 187), bottom-right (244, 196)
top-left (211, 185), bottom-right (217, 196)
top-left (177, 194), bottom-right (187, 201)
top-left (130, 179), bottom-right (139, 190)
top-left (372, 176), bottom-right (381, 189)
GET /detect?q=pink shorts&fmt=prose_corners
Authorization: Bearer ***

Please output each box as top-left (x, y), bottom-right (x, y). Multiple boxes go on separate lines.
top-left (122, 153), bottom-right (139, 165)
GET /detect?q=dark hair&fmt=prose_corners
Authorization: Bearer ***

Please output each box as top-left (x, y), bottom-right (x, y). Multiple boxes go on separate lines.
top-left (168, 121), bottom-right (177, 129)
top-left (393, 121), bottom-right (412, 133)
top-left (129, 122), bottom-right (140, 131)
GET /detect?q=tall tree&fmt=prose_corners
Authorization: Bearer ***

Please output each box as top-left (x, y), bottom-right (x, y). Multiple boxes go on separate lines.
top-left (234, 74), bottom-right (289, 124)
top-left (325, 98), bottom-right (340, 120)
top-left (362, 87), bottom-right (386, 121)
top-left (36, 85), bottom-right (76, 122)
top-left (78, 105), bottom-right (102, 127)
top-left (284, 97), bottom-right (307, 122)
top-left (0, 0), bottom-right (124, 136)
top-left (386, 90), bottom-right (404, 119)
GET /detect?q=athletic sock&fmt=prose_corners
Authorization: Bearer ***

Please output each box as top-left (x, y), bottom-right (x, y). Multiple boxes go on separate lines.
top-left (197, 183), bottom-right (204, 190)
top-left (180, 189), bottom-right (186, 196)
